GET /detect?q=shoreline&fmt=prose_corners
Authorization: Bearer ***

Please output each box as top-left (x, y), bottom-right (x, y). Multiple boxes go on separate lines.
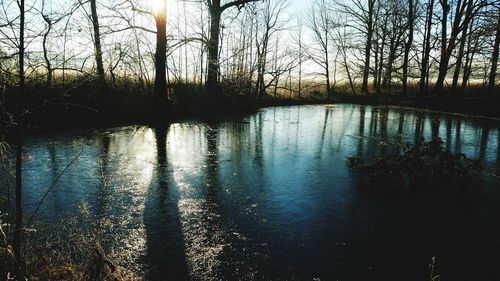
top-left (4, 93), bottom-right (500, 135)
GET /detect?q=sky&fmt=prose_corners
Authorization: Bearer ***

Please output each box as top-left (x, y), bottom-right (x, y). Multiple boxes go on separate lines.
top-left (0, 0), bottom-right (335, 81)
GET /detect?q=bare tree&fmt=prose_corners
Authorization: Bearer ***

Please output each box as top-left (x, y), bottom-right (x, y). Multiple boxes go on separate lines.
top-left (333, 21), bottom-right (357, 95)
top-left (154, 0), bottom-right (167, 103)
top-left (204, 0), bottom-right (261, 96)
top-left (488, 5), bottom-right (500, 96)
top-left (433, 0), bottom-right (479, 94)
top-left (89, 0), bottom-right (106, 86)
top-left (419, 0), bottom-right (435, 94)
top-left (254, 0), bottom-right (288, 97)
top-left (402, 0), bottom-right (415, 96)
top-left (307, 0), bottom-right (334, 99)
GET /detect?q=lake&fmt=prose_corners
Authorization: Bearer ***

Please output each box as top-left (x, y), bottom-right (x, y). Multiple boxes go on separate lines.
top-left (2, 104), bottom-right (500, 280)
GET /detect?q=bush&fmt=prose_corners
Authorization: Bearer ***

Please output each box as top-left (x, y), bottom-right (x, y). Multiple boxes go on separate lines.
top-left (346, 138), bottom-right (482, 189)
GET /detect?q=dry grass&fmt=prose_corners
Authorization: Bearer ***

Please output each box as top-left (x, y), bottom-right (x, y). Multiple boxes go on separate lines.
top-left (1, 212), bottom-right (141, 281)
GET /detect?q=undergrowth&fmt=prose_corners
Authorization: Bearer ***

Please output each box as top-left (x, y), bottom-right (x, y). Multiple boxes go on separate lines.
top-left (346, 138), bottom-right (482, 189)
top-left (0, 209), bottom-right (140, 281)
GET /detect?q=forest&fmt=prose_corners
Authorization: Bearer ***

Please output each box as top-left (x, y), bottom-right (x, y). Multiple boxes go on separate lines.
top-left (0, 0), bottom-right (499, 118)
top-left (1, 0), bottom-right (500, 280)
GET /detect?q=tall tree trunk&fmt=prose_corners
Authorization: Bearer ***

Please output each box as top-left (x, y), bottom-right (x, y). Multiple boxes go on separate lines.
top-left (206, 7), bottom-right (222, 95)
top-left (452, 29), bottom-right (468, 93)
top-left (298, 29), bottom-right (302, 98)
top-left (462, 18), bottom-right (476, 90)
top-left (90, 0), bottom-right (105, 86)
top-left (488, 9), bottom-right (500, 96)
top-left (154, 0), bottom-right (167, 104)
top-left (451, 0), bottom-right (474, 94)
top-left (361, 0), bottom-right (376, 93)
top-left (402, 0), bottom-right (414, 96)
top-left (420, 0), bottom-right (434, 95)
top-left (376, 18), bottom-right (387, 95)
top-left (373, 39), bottom-right (379, 91)
top-left (433, 0), bottom-right (450, 94)
top-left (325, 32), bottom-right (331, 99)
top-left (451, 31), bottom-right (468, 93)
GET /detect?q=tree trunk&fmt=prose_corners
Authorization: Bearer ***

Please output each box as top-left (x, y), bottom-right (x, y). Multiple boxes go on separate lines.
top-left (420, 0), bottom-right (434, 95)
top-left (433, 0), bottom-right (450, 94)
top-left (434, 0), bottom-right (470, 94)
top-left (462, 18), bottom-right (476, 90)
top-left (452, 0), bottom-right (474, 94)
top-left (402, 0), bottom-right (414, 96)
top-left (451, 23), bottom-right (469, 93)
top-left (325, 33), bottom-right (331, 99)
top-left (42, 15), bottom-right (52, 87)
top-left (488, 9), bottom-right (500, 96)
top-left (361, 0), bottom-right (375, 93)
top-left (153, 0), bottom-right (167, 105)
top-left (206, 7), bottom-right (222, 95)
top-left (90, 0), bottom-right (105, 86)
top-left (376, 19), bottom-right (387, 95)
top-left (298, 31), bottom-right (302, 98)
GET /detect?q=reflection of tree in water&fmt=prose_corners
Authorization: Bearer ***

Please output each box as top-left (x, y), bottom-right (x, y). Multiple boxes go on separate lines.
top-left (497, 128), bottom-right (500, 174)
top-left (369, 107), bottom-right (378, 136)
top-left (379, 107), bottom-right (389, 140)
top-left (445, 117), bottom-right (453, 151)
top-left (318, 107), bottom-right (333, 156)
top-left (143, 127), bottom-right (188, 280)
top-left (94, 133), bottom-right (111, 233)
top-left (431, 115), bottom-right (441, 139)
top-left (393, 110), bottom-right (406, 147)
top-left (455, 119), bottom-right (462, 154)
top-left (357, 106), bottom-right (366, 156)
top-left (415, 111), bottom-right (425, 144)
top-left (47, 139), bottom-right (63, 214)
top-left (479, 124), bottom-right (490, 160)
top-left (256, 112), bottom-right (264, 167)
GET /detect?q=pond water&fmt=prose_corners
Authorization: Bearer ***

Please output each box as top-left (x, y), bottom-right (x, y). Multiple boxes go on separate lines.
top-left (2, 104), bottom-right (500, 280)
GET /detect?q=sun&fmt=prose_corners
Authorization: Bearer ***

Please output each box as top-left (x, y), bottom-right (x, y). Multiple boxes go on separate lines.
top-left (149, 0), bottom-right (167, 15)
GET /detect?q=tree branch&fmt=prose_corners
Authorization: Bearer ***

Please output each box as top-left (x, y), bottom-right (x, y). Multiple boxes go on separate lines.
top-left (221, 0), bottom-right (261, 12)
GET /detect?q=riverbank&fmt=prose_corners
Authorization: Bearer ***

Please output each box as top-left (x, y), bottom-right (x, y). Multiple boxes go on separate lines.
top-left (3, 84), bottom-right (500, 133)
top-left (26, 93), bottom-right (500, 131)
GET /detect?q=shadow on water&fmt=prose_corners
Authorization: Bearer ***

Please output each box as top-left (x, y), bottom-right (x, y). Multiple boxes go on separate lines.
top-left (143, 127), bottom-right (189, 280)
top-left (4, 104), bottom-right (500, 281)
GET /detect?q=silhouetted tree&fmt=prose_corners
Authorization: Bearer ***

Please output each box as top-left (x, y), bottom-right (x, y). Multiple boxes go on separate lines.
top-left (488, 6), bottom-right (500, 96)
top-left (205, 0), bottom-right (261, 96)
top-left (90, 0), bottom-right (106, 86)
top-left (154, 0), bottom-right (168, 104)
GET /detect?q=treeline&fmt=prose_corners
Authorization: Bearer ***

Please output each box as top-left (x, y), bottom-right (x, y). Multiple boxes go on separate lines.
top-left (0, 0), bottom-right (499, 100)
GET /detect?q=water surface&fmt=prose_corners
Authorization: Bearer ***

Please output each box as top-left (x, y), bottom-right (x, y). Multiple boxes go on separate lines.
top-left (2, 104), bottom-right (500, 280)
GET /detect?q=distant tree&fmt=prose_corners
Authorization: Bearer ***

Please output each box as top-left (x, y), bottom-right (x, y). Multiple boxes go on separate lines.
top-left (307, 0), bottom-right (334, 99)
top-left (254, 0), bottom-right (288, 97)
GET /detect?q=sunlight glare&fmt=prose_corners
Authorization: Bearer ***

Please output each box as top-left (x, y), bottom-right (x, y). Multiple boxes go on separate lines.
top-left (148, 0), bottom-right (167, 15)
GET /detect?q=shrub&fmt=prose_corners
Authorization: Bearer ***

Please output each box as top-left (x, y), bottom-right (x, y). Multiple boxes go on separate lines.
top-left (346, 138), bottom-right (482, 189)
